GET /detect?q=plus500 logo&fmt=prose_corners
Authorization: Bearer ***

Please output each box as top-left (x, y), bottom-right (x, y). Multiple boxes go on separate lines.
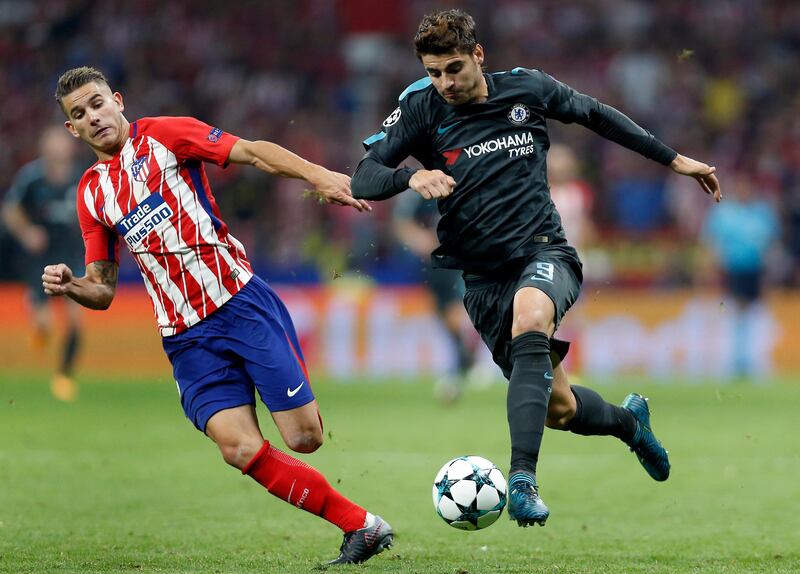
top-left (115, 193), bottom-right (174, 249)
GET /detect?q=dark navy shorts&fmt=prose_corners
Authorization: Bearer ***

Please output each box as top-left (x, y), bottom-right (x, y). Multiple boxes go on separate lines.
top-left (462, 247), bottom-right (582, 379)
top-left (425, 266), bottom-right (465, 312)
top-left (162, 275), bottom-right (315, 432)
top-left (724, 269), bottom-right (762, 303)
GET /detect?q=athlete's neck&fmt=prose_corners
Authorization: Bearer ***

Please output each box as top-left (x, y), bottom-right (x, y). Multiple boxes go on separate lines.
top-left (468, 74), bottom-right (489, 104)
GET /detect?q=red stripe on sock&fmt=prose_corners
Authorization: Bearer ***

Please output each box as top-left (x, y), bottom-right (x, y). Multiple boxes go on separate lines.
top-left (243, 440), bottom-right (366, 532)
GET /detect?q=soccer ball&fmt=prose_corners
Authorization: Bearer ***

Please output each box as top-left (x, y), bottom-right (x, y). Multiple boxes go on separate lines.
top-left (432, 455), bottom-right (507, 530)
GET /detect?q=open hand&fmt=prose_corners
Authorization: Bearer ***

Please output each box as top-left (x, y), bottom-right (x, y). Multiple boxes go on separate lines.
top-left (311, 169), bottom-right (372, 212)
top-left (670, 154), bottom-right (722, 202)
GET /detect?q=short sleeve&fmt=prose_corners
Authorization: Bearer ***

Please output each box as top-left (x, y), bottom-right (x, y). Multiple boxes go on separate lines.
top-left (76, 174), bottom-right (120, 266)
top-left (141, 117), bottom-right (240, 166)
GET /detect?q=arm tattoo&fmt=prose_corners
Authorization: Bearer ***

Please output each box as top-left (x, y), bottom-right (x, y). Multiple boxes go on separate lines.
top-left (92, 260), bottom-right (119, 287)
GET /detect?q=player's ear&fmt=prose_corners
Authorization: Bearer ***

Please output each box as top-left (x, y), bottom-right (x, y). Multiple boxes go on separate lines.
top-left (474, 44), bottom-right (484, 65)
top-left (64, 121), bottom-right (80, 139)
top-left (113, 91), bottom-right (124, 112)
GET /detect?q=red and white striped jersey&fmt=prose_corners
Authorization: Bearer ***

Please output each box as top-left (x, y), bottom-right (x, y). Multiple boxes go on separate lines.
top-left (76, 116), bottom-right (253, 337)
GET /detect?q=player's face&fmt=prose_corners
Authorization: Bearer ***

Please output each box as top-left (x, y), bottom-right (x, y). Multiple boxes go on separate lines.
top-left (62, 82), bottom-right (128, 159)
top-left (40, 126), bottom-right (76, 184)
top-left (421, 45), bottom-right (486, 105)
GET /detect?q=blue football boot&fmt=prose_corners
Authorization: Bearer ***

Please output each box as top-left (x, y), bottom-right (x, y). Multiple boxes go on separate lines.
top-left (507, 471), bottom-right (549, 527)
top-left (621, 393), bottom-right (671, 481)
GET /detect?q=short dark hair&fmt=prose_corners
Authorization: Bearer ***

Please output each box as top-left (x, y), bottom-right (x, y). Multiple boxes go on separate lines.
top-left (55, 66), bottom-right (109, 108)
top-left (414, 9), bottom-right (477, 58)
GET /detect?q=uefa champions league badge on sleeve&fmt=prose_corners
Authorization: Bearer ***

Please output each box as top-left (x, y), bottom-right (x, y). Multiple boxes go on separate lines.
top-left (382, 107), bottom-right (402, 128)
top-left (508, 103), bottom-right (530, 125)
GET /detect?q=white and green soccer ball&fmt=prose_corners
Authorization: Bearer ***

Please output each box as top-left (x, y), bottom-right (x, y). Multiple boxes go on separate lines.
top-left (432, 455), bottom-right (507, 530)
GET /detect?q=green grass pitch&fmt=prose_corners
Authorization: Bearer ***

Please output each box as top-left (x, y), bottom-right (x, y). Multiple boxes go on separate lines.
top-left (1, 375), bottom-right (798, 573)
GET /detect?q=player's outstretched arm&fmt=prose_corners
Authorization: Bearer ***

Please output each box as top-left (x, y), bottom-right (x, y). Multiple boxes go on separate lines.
top-left (227, 139), bottom-right (371, 212)
top-left (2, 202), bottom-right (48, 255)
top-left (42, 260), bottom-right (118, 310)
top-left (670, 154), bottom-right (722, 202)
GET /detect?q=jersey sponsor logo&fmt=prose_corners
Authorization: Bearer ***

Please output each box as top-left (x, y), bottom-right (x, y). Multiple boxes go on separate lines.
top-left (382, 107), bottom-right (402, 127)
top-left (115, 192), bottom-right (174, 249)
top-left (437, 120), bottom-right (462, 134)
top-left (130, 154), bottom-right (150, 183)
top-left (442, 148), bottom-right (463, 166)
top-left (462, 131), bottom-right (535, 160)
top-left (207, 127), bottom-right (223, 142)
top-left (508, 103), bottom-right (530, 125)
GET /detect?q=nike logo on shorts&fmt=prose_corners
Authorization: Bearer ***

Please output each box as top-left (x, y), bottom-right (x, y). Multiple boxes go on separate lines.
top-left (287, 381), bottom-right (305, 397)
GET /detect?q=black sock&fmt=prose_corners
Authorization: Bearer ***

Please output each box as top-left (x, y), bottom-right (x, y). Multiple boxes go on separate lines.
top-left (507, 331), bottom-right (553, 475)
top-left (454, 335), bottom-right (473, 376)
top-left (60, 328), bottom-right (81, 375)
top-left (567, 385), bottom-right (636, 442)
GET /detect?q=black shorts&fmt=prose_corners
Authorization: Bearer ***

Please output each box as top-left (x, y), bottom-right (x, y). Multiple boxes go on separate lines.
top-left (724, 269), bottom-right (762, 303)
top-left (424, 266), bottom-right (465, 312)
top-left (462, 248), bottom-right (582, 379)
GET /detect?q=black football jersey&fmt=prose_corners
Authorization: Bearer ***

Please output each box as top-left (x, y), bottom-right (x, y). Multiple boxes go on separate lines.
top-left (352, 68), bottom-right (676, 273)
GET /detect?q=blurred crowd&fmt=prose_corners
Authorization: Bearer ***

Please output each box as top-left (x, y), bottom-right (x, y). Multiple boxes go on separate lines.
top-left (1, 0), bottom-right (799, 288)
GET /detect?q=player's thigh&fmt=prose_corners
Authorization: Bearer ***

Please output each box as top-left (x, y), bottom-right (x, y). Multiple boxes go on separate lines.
top-left (229, 278), bottom-right (321, 451)
top-left (270, 400), bottom-right (323, 453)
top-left (162, 322), bottom-right (256, 434)
top-left (206, 404), bottom-right (263, 447)
top-left (236, 282), bottom-right (317, 416)
top-left (512, 254), bottom-right (582, 338)
top-left (511, 287), bottom-right (556, 337)
top-left (206, 404), bottom-right (265, 468)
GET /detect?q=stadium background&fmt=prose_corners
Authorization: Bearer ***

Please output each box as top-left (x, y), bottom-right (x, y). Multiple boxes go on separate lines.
top-left (1, 0), bottom-right (798, 380)
top-left (2, 2), bottom-right (799, 573)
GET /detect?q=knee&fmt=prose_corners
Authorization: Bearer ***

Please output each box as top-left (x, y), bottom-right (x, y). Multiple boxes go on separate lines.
top-left (546, 398), bottom-right (577, 430)
top-left (218, 438), bottom-right (263, 469)
top-left (284, 428), bottom-right (323, 454)
top-left (512, 308), bottom-right (554, 338)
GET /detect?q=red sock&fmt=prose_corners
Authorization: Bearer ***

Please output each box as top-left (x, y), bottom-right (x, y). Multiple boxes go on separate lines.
top-left (242, 440), bottom-right (367, 533)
